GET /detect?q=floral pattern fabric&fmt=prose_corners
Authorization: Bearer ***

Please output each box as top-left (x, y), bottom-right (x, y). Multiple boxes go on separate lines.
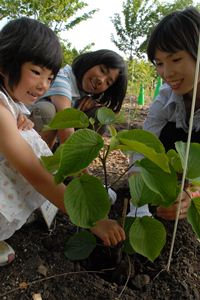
top-left (0, 89), bottom-right (52, 241)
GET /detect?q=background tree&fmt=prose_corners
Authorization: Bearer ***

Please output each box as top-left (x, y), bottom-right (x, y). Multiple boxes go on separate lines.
top-left (127, 59), bottom-right (156, 101)
top-left (111, 0), bottom-right (200, 60)
top-left (0, 0), bottom-right (97, 34)
top-left (111, 0), bottom-right (200, 101)
top-left (0, 0), bottom-right (98, 65)
top-left (61, 40), bottom-right (95, 65)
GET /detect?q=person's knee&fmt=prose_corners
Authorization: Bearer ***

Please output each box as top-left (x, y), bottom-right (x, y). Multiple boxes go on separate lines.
top-left (30, 101), bottom-right (56, 132)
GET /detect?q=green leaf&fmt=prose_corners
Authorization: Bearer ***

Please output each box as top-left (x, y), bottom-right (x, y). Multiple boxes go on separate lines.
top-left (43, 108), bottom-right (89, 130)
top-left (137, 159), bottom-right (178, 207)
top-left (55, 129), bottom-right (103, 183)
top-left (108, 125), bottom-right (117, 137)
top-left (64, 174), bottom-right (110, 228)
top-left (190, 177), bottom-right (200, 186)
top-left (187, 198), bottom-right (200, 239)
top-left (129, 216), bottom-right (166, 261)
top-left (128, 173), bottom-right (162, 207)
top-left (116, 129), bottom-right (170, 172)
top-left (89, 117), bottom-right (95, 127)
top-left (64, 231), bottom-right (96, 261)
top-left (167, 149), bottom-right (183, 174)
top-left (117, 129), bottom-right (165, 152)
top-left (115, 112), bottom-right (126, 124)
top-left (41, 144), bottom-right (64, 173)
top-left (175, 142), bottom-right (200, 179)
top-left (123, 217), bottom-right (135, 255)
top-left (96, 107), bottom-right (116, 125)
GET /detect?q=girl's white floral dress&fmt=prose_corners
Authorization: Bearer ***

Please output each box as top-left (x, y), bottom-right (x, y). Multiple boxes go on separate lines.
top-left (0, 88), bottom-right (52, 241)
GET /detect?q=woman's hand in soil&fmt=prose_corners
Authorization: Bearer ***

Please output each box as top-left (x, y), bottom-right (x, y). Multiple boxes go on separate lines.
top-left (17, 113), bottom-right (34, 130)
top-left (156, 191), bottom-right (191, 220)
top-left (90, 219), bottom-right (125, 246)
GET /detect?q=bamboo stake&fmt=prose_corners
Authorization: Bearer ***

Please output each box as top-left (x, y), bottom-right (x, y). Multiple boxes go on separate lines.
top-left (166, 33), bottom-right (200, 271)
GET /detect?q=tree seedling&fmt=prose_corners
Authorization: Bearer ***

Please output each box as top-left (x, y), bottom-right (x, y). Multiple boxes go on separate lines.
top-left (41, 107), bottom-right (200, 263)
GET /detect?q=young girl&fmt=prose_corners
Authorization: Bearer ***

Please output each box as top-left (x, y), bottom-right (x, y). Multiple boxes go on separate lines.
top-left (0, 17), bottom-right (125, 266)
top-left (30, 49), bottom-right (128, 148)
top-left (130, 6), bottom-right (200, 220)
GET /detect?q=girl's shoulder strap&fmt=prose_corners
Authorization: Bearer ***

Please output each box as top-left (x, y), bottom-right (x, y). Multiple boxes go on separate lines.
top-left (0, 87), bottom-right (17, 118)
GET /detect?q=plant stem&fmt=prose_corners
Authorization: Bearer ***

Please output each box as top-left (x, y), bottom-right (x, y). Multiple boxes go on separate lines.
top-left (120, 198), bottom-right (129, 229)
top-left (99, 145), bottom-right (110, 188)
top-left (110, 163), bottom-right (135, 188)
top-left (115, 198), bottom-right (129, 265)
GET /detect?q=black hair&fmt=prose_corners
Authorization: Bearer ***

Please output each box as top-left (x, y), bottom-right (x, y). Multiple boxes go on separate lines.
top-left (147, 6), bottom-right (200, 64)
top-left (0, 17), bottom-right (62, 90)
top-left (72, 49), bottom-right (128, 112)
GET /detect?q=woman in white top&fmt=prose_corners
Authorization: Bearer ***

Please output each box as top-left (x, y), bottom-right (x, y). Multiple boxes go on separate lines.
top-left (130, 7), bottom-right (200, 220)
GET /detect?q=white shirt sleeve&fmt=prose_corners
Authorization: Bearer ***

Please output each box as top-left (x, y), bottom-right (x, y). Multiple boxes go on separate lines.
top-left (144, 83), bottom-right (173, 137)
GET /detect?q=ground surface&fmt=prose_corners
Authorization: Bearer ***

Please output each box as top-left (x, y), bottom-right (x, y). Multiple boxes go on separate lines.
top-left (0, 100), bottom-right (200, 300)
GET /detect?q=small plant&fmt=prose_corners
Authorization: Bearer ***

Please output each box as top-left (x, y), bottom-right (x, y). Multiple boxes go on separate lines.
top-left (41, 107), bottom-right (200, 262)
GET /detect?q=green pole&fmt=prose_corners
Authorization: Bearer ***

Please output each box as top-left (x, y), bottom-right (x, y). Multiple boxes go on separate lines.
top-left (153, 77), bottom-right (163, 100)
top-left (137, 84), bottom-right (145, 105)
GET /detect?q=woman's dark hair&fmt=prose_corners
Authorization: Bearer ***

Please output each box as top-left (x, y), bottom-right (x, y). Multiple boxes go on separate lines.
top-left (0, 17), bottom-right (62, 90)
top-left (72, 49), bottom-right (128, 112)
top-left (147, 6), bottom-right (200, 64)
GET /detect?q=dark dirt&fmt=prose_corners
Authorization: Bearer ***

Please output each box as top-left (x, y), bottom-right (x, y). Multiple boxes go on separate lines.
top-left (0, 99), bottom-right (200, 300)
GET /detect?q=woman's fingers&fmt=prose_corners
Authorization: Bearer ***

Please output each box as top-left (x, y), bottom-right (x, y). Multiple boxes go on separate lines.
top-left (157, 195), bottom-right (191, 220)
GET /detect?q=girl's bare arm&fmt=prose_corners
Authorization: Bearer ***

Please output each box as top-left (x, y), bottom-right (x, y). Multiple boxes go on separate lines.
top-left (0, 104), bottom-right (66, 213)
top-left (0, 104), bottom-right (125, 245)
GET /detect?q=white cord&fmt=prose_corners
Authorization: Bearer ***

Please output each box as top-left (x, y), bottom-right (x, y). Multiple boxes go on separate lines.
top-left (167, 33), bottom-right (200, 271)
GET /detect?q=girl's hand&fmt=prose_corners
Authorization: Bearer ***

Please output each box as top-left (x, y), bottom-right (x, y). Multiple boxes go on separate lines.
top-left (90, 219), bottom-right (125, 246)
top-left (17, 114), bottom-right (34, 130)
top-left (78, 97), bottom-right (101, 112)
top-left (156, 191), bottom-right (191, 220)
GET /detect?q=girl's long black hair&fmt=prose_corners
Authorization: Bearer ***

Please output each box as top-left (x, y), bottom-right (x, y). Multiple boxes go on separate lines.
top-left (72, 49), bottom-right (128, 112)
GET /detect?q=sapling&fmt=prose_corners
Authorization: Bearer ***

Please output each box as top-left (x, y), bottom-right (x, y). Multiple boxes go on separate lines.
top-left (41, 107), bottom-right (200, 263)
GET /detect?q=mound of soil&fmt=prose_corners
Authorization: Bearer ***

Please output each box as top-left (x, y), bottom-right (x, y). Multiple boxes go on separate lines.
top-left (1, 195), bottom-right (199, 300)
top-left (0, 100), bottom-right (200, 299)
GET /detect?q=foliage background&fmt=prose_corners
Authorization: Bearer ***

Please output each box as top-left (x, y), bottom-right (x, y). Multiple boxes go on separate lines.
top-left (0, 0), bottom-right (199, 101)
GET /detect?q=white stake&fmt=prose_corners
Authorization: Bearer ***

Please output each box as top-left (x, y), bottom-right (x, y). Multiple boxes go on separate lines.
top-left (167, 33), bottom-right (200, 271)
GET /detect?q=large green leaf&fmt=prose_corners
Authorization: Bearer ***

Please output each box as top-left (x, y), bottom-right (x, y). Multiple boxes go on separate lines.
top-left (96, 107), bottom-right (116, 125)
top-left (137, 158), bottom-right (178, 207)
top-left (129, 216), bottom-right (166, 261)
top-left (123, 217), bottom-right (135, 255)
top-left (41, 144), bottom-right (64, 173)
top-left (117, 129), bottom-right (165, 152)
top-left (115, 129), bottom-right (170, 172)
top-left (128, 173), bottom-right (163, 207)
top-left (187, 198), bottom-right (200, 239)
top-left (64, 174), bottom-right (110, 228)
top-left (43, 108), bottom-right (89, 130)
top-left (55, 129), bottom-right (104, 183)
top-left (175, 142), bottom-right (200, 179)
top-left (64, 231), bottom-right (96, 261)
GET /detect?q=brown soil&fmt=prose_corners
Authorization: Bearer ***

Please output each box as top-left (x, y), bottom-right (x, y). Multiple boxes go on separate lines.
top-left (0, 99), bottom-right (200, 300)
